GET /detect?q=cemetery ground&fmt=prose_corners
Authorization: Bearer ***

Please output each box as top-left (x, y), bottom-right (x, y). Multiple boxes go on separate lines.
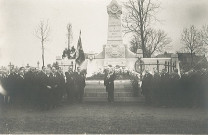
top-left (0, 102), bottom-right (208, 134)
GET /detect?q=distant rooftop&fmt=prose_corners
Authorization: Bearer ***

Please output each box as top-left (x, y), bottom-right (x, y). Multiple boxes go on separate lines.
top-left (156, 52), bottom-right (174, 58)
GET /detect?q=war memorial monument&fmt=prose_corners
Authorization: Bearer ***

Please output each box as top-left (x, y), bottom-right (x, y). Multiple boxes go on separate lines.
top-left (56, 0), bottom-right (180, 102)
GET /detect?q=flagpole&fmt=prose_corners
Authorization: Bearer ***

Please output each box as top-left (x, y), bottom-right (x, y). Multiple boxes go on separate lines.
top-left (74, 30), bottom-right (84, 72)
top-left (75, 30), bottom-right (80, 72)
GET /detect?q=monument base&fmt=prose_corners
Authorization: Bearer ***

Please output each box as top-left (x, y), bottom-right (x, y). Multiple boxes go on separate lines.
top-left (105, 45), bottom-right (125, 58)
top-left (104, 58), bottom-right (126, 67)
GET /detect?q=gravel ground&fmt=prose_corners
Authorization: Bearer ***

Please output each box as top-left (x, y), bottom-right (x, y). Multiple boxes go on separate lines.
top-left (0, 102), bottom-right (208, 134)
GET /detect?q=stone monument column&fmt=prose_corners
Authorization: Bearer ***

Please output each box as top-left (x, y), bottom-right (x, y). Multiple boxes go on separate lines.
top-left (107, 0), bottom-right (123, 46)
top-left (104, 0), bottom-right (126, 66)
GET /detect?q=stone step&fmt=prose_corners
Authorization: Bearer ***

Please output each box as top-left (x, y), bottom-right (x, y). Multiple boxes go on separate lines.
top-left (84, 88), bottom-right (133, 93)
top-left (85, 85), bottom-right (133, 89)
top-left (83, 97), bottom-right (145, 102)
top-left (86, 80), bottom-right (132, 85)
top-left (84, 92), bottom-right (135, 97)
top-left (84, 80), bottom-right (142, 102)
top-left (84, 97), bottom-right (107, 102)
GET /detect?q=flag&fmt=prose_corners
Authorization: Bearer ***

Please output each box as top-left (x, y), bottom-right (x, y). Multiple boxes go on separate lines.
top-left (75, 30), bottom-right (85, 65)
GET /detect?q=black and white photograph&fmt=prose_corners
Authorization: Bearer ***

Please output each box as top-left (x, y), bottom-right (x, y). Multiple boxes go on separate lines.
top-left (0, 0), bottom-right (208, 134)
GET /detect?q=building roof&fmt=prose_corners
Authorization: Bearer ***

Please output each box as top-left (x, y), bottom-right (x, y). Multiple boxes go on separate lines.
top-left (156, 52), bottom-right (173, 58)
top-left (177, 52), bottom-right (207, 62)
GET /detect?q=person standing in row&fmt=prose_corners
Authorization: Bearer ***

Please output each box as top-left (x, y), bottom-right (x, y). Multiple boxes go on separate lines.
top-left (152, 69), bottom-right (161, 106)
top-left (16, 67), bottom-right (26, 104)
top-left (169, 69), bottom-right (180, 106)
top-left (39, 66), bottom-right (52, 110)
top-left (0, 71), bottom-right (8, 104)
top-left (74, 67), bottom-right (86, 103)
top-left (160, 69), bottom-right (170, 106)
top-left (141, 70), bottom-right (153, 105)
top-left (56, 67), bottom-right (65, 105)
top-left (104, 68), bottom-right (116, 103)
top-left (65, 66), bottom-right (75, 103)
top-left (50, 67), bottom-right (59, 108)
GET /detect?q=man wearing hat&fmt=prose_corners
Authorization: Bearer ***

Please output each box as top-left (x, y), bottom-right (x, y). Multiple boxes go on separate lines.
top-left (74, 67), bottom-right (86, 103)
top-left (141, 69), bottom-right (153, 105)
top-left (65, 66), bottom-right (75, 102)
top-left (104, 67), bottom-right (116, 103)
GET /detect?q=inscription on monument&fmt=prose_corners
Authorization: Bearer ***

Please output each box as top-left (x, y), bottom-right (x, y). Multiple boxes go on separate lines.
top-left (107, 14), bottom-right (122, 41)
top-left (107, 0), bottom-right (122, 44)
top-left (105, 0), bottom-right (126, 60)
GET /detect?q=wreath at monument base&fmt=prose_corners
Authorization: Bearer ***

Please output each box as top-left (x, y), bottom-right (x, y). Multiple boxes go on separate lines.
top-left (86, 67), bottom-right (140, 96)
top-left (86, 67), bottom-right (139, 80)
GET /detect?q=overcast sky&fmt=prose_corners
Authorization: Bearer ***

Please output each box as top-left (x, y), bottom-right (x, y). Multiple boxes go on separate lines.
top-left (0, 0), bottom-right (208, 67)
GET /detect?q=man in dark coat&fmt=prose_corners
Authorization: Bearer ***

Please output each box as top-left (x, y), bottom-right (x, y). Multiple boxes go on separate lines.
top-left (179, 70), bottom-right (189, 106)
top-left (160, 69), bottom-right (170, 106)
top-left (104, 68), bottom-right (116, 103)
top-left (37, 66), bottom-right (46, 108)
top-left (0, 72), bottom-right (4, 104)
top-left (191, 70), bottom-right (202, 107)
top-left (56, 67), bottom-right (65, 105)
top-left (0, 71), bottom-right (8, 104)
top-left (30, 68), bottom-right (40, 106)
top-left (7, 68), bottom-right (18, 104)
top-left (188, 70), bottom-right (198, 107)
top-left (152, 69), bottom-right (161, 106)
top-left (24, 68), bottom-right (34, 104)
top-left (65, 66), bottom-right (75, 102)
top-left (74, 67), bottom-right (86, 103)
top-left (141, 70), bottom-right (153, 105)
top-left (169, 68), bottom-right (180, 106)
top-left (38, 66), bottom-right (53, 109)
top-left (30, 68), bottom-right (40, 107)
top-left (16, 67), bottom-right (26, 104)
top-left (50, 67), bottom-right (59, 107)
top-left (201, 69), bottom-right (208, 107)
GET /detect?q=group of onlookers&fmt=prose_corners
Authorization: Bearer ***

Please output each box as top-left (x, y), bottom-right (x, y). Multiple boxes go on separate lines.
top-left (141, 68), bottom-right (208, 107)
top-left (0, 66), bottom-right (86, 110)
top-left (1, 65), bottom-right (208, 109)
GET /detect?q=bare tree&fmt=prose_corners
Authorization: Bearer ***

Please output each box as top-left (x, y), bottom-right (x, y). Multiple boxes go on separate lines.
top-left (181, 25), bottom-right (203, 65)
top-left (123, 0), bottom-right (160, 58)
top-left (129, 35), bottom-right (139, 53)
top-left (201, 25), bottom-right (208, 50)
top-left (35, 20), bottom-right (50, 67)
top-left (145, 29), bottom-right (171, 57)
top-left (67, 23), bottom-right (73, 50)
top-left (130, 29), bottom-right (171, 57)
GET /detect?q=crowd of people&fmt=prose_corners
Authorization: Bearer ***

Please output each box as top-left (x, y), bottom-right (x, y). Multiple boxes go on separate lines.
top-left (0, 66), bottom-right (86, 110)
top-left (141, 68), bottom-right (208, 107)
top-left (1, 64), bottom-right (208, 109)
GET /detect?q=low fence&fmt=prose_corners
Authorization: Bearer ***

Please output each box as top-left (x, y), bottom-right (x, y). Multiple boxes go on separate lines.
top-left (135, 57), bottom-right (180, 75)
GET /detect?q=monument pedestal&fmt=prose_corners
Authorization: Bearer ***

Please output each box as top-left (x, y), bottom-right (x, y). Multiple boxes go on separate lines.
top-left (105, 45), bottom-right (125, 58)
top-left (104, 58), bottom-right (126, 67)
